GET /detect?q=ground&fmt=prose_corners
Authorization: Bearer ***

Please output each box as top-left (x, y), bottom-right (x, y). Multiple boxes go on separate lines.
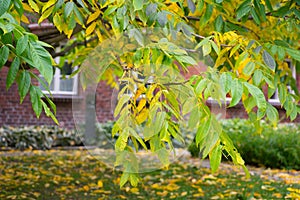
top-left (0, 149), bottom-right (299, 199)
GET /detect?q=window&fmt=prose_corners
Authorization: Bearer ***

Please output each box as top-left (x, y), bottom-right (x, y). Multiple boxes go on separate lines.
top-left (269, 60), bottom-right (296, 103)
top-left (40, 56), bottom-right (78, 95)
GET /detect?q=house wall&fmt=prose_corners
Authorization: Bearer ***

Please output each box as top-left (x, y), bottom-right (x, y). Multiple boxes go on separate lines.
top-left (1, 62), bottom-right (299, 129)
top-left (0, 68), bottom-right (114, 129)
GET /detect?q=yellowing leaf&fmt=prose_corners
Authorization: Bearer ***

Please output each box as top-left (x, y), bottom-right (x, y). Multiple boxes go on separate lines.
top-left (38, 6), bottom-right (54, 24)
top-left (22, 3), bottom-right (34, 12)
top-left (86, 22), bottom-right (97, 36)
top-left (136, 108), bottom-right (148, 124)
top-left (97, 180), bottom-right (103, 188)
top-left (287, 187), bottom-right (300, 194)
top-left (83, 185), bottom-right (90, 191)
top-left (87, 9), bottom-right (101, 24)
top-left (137, 98), bottom-right (146, 112)
top-left (21, 15), bottom-right (30, 24)
top-left (272, 193), bottom-right (282, 198)
top-left (28, 0), bottom-right (39, 12)
top-left (165, 183), bottom-right (180, 191)
top-left (130, 187), bottom-right (139, 193)
top-left (156, 191), bottom-right (168, 197)
top-left (181, 191), bottom-right (188, 196)
top-left (42, 0), bottom-right (57, 13)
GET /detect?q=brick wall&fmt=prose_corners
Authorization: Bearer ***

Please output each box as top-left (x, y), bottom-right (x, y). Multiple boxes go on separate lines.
top-left (0, 64), bottom-right (299, 129)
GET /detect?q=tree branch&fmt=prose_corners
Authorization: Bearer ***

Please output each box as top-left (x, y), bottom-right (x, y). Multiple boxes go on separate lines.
top-left (52, 36), bottom-right (98, 58)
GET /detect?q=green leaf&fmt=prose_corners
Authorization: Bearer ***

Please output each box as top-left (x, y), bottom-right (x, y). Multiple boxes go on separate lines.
top-left (64, 1), bottom-right (74, 19)
top-left (146, 3), bottom-right (157, 16)
top-left (252, 69), bottom-right (263, 86)
top-left (201, 115), bottom-right (222, 158)
top-left (285, 47), bottom-right (300, 62)
top-left (214, 15), bottom-right (224, 32)
top-left (133, 0), bottom-right (143, 11)
top-left (202, 41), bottom-right (212, 57)
top-left (195, 116), bottom-right (211, 147)
top-left (244, 82), bottom-right (267, 112)
top-left (229, 44), bottom-right (241, 57)
top-left (120, 172), bottom-right (129, 188)
top-left (266, 103), bottom-right (279, 125)
top-left (103, 6), bottom-right (117, 17)
top-left (157, 147), bottom-right (170, 167)
top-left (41, 101), bottom-right (59, 124)
top-left (6, 57), bottom-right (20, 90)
top-left (262, 50), bottom-right (276, 70)
top-left (29, 43), bottom-right (53, 84)
top-left (264, 0), bottom-right (273, 11)
top-left (187, 0), bottom-right (196, 13)
top-left (220, 72), bottom-right (232, 93)
top-left (16, 35), bottom-right (28, 56)
top-left (0, 45), bottom-right (9, 69)
top-left (0, 0), bottom-right (11, 17)
top-left (157, 11), bottom-right (167, 27)
top-left (278, 83), bottom-right (287, 105)
top-left (229, 79), bottom-right (243, 107)
top-left (200, 4), bottom-right (213, 27)
top-left (30, 85), bottom-right (43, 118)
top-left (209, 143), bottom-right (222, 173)
top-left (242, 61), bottom-right (255, 76)
top-left (174, 55), bottom-right (197, 65)
top-left (236, 0), bottom-right (251, 20)
top-left (13, 0), bottom-right (23, 16)
top-left (17, 70), bottom-right (31, 103)
top-left (114, 94), bottom-right (131, 117)
top-left (129, 173), bottom-right (139, 187)
top-left (250, 7), bottom-right (260, 24)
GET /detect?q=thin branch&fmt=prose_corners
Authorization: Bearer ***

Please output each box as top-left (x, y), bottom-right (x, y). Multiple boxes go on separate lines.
top-left (52, 36), bottom-right (97, 57)
top-left (133, 77), bottom-right (189, 86)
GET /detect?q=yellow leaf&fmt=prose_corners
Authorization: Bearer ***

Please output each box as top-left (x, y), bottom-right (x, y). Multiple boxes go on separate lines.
top-left (38, 6), bottom-right (54, 24)
top-left (285, 192), bottom-right (300, 199)
top-left (287, 187), bottom-right (300, 194)
top-left (28, 0), bottom-right (39, 12)
top-left (165, 183), bottom-right (180, 191)
top-left (42, 0), bottom-right (57, 13)
top-left (96, 29), bottom-right (103, 42)
top-left (130, 187), bottom-right (139, 193)
top-left (87, 9), bottom-right (101, 24)
top-left (22, 3), bottom-right (34, 12)
top-left (261, 185), bottom-right (275, 191)
top-left (86, 22), bottom-right (97, 36)
top-left (21, 15), bottom-right (30, 24)
top-left (97, 180), bottom-right (103, 188)
top-left (137, 98), bottom-right (146, 112)
top-left (156, 191), bottom-right (168, 197)
top-left (83, 185), bottom-right (90, 191)
top-left (272, 193), bottom-right (282, 198)
top-left (136, 108), bottom-right (148, 124)
top-left (193, 193), bottom-right (204, 198)
top-left (118, 195), bottom-right (127, 199)
top-left (181, 191), bottom-right (188, 196)
top-left (151, 183), bottom-right (160, 189)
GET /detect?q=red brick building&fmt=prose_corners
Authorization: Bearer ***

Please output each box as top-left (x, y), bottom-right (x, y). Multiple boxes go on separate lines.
top-left (1, 25), bottom-right (299, 129)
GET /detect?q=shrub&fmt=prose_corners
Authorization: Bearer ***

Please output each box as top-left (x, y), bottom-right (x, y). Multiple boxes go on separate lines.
top-left (0, 126), bottom-right (83, 150)
top-left (187, 119), bottom-right (300, 170)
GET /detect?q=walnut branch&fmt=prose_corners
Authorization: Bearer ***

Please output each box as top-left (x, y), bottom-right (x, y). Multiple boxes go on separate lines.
top-left (52, 36), bottom-right (97, 58)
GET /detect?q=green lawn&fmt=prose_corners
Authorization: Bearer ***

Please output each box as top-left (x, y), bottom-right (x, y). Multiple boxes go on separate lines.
top-left (0, 150), bottom-right (299, 199)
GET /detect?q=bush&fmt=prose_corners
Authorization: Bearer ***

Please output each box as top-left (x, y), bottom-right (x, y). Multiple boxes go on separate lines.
top-left (187, 119), bottom-right (300, 170)
top-left (0, 126), bottom-right (83, 150)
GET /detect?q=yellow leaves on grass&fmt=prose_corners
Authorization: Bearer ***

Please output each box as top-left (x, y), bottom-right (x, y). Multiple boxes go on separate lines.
top-left (97, 180), bottom-right (103, 188)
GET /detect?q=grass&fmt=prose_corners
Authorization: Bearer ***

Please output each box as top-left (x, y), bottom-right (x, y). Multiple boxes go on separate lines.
top-left (0, 149), bottom-right (299, 199)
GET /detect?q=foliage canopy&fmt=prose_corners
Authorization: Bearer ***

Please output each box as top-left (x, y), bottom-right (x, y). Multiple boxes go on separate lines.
top-left (1, 0), bottom-right (300, 186)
